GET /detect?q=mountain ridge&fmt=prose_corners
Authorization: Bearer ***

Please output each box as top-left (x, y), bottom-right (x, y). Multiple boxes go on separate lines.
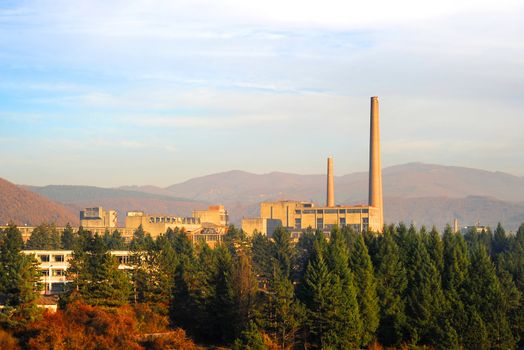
top-left (8, 162), bottom-right (524, 230)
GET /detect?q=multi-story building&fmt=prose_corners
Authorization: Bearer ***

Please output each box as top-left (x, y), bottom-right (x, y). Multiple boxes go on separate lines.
top-left (22, 250), bottom-right (134, 296)
top-left (80, 207), bottom-right (117, 228)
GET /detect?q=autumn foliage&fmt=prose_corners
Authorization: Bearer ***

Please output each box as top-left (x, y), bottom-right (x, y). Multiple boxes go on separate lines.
top-left (23, 301), bottom-right (199, 350)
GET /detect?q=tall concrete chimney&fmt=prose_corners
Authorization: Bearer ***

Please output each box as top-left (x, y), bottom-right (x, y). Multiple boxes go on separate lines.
top-left (369, 96), bottom-right (384, 229)
top-left (326, 156), bottom-right (335, 207)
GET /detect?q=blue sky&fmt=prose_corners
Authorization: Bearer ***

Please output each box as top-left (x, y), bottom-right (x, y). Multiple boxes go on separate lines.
top-left (1, 0), bottom-right (523, 186)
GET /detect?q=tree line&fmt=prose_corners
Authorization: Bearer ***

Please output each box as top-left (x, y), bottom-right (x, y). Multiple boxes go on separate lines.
top-left (1, 222), bottom-right (524, 349)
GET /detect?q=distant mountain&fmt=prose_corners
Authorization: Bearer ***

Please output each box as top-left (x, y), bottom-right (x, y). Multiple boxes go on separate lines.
top-left (0, 178), bottom-right (78, 226)
top-left (149, 163), bottom-right (524, 229)
top-left (385, 196), bottom-right (524, 231)
top-left (24, 185), bottom-right (209, 224)
top-left (17, 162), bottom-right (524, 231)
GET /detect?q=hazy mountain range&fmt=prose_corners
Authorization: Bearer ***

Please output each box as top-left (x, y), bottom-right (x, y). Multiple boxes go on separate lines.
top-left (2, 163), bottom-right (524, 231)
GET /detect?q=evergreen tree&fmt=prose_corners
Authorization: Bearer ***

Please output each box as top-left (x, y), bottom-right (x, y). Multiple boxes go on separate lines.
top-left (233, 320), bottom-right (267, 350)
top-left (0, 225), bottom-right (41, 328)
top-left (374, 229), bottom-right (407, 346)
top-left (404, 228), bottom-right (450, 347)
top-left (301, 235), bottom-right (354, 349)
top-left (66, 234), bottom-right (131, 307)
top-left (25, 224), bottom-right (61, 250)
top-left (326, 228), bottom-right (362, 348)
top-left (301, 236), bottom-right (334, 348)
top-left (465, 245), bottom-right (515, 349)
top-left (427, 226), bottom-right (444, 274)
top-left (350, 233), bottom-right (379, 347)
top-left (272, 227), bottom-right (293, 277)
top-left (208, 246), bottom-right (238, 343)
top-left (442, 228), bottom-right (470, 345)
top-left (492, 222), bottom-right (509, 256)
top-left (251, 232), bottom-right (275, 284)
top-left (265, 264), bottom-right (303, 349)
top-left (60, 223), bottom-right (75, 249)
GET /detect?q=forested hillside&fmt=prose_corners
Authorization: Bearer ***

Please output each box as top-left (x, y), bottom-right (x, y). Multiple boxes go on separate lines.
top-left (0, 178), bottom-right (78, 226)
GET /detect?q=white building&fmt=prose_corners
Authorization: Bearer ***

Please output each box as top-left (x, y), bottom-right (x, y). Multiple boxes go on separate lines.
top-left (22, 250), bottom-right (133, 295)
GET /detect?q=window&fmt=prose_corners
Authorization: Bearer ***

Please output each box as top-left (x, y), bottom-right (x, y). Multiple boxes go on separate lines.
top-left (40, 269), bottom-right (49, 276)
top-left (348, 209), bottom-right (361, 214)
top-left (325, 209), bottom-right (338, 214)
top-left (51, 283), bottom-right (65, 292)
top-left (316, 218), bottom-right (324, 230)
top-left (52, 269), bottom-right (65, 277)
top-left (303, 209), bottom-right (315, 214)
top-left (362, 209), bottom-right (369, 214)
top-left (118, 256), bottom-right (130, 264)
top-left (339, 209), bottom-right (346, 214)
top-left (339, 218), bottom-right (346, 226)
top-left (38, 255), bottom-right (50, 262)
top-left (54, 255), bottom-right (64, 262)
top-left (295, 218), bottom-right (302, 230)
top-left (316, 209), bottom-right (324, 214)
top-left (295, 210), bottom-right (301, 214)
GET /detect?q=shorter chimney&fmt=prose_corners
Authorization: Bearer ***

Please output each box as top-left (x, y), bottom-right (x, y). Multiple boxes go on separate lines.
top-left (326, 157), bottom-right (335, 207)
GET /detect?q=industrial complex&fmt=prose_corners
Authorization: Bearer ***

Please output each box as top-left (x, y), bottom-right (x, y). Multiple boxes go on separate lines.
top-left (242, 96), bottom-right (385, 235)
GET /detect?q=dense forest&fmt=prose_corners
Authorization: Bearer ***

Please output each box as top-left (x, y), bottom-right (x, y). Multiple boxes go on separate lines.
top-left (1, 222), bottom-right (523, 349)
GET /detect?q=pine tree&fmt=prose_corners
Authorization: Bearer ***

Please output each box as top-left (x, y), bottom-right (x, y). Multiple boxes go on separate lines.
top-left (208, 246), bottom-right (238, 343)
top-left (350, 233), bottom-right (379, 347)
top-left (251, 232), bottom-right (275, 281)
top-left (301, 236), bottom-right (335, 348)
top-left (326, 228), bottom-right (362, 348)
top-left (404, 228), bottom-right (449, 347)
top-left (0, 225), bottom-right (41, 328)
top-left (61, 223), bottom-right (75, 249)
top-left (442, 228), bottom-right (470, 345)
top-left (233, 320), bottom-right (267, 350)
top-left (266, 264), bottom-right (303, 349)
top-left (427, 226), bottom-right (444, 274)
top-left (374, 229), bottom-right (407, 346)
top-left (465, 245), bottom-right (515, 349)
top-left (492, 222), bottom-right (508, 256)
top-left (272, 227), bottom-right (293, 278)
top-left (25, 224), bottom-right (61, 250)
top-left (66, 234), bottom-right (131, 307)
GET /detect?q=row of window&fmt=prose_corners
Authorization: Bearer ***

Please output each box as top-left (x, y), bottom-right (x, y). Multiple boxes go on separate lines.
top-left (40, 269), bottom-right (66, 277)
top-left (148, 217), bottom-right (199, 224)
top-left (294, 218), bottom-right (368, 230)
top-left (38, 254), bottom-right (67, 262)
top-left (296, 209), bottom-right (369, 215)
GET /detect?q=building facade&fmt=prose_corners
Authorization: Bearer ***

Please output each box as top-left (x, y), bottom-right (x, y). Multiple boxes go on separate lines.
top-left (22, 250), bottom-right (134, 296)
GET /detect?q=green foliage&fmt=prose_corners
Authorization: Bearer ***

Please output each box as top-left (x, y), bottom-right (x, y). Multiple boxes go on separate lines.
top-left (0, 225), bottom-right (41, 328)
top-left (60, 223), bottom-right (75, 249)
top-left (350, 231), bottom-right (379, 347)
top-left (66, 233), bottom-right (131, 307)
top-left (25, 224), bottom-right (61, 250)
top-left (373, 228), bottom-right (407, 346)
top-left (465, 245), bottom-right (516, 349)
top-left (233, 321), bottom-right (267, 350)
top-left (4, 220), bottom-right (522, 349)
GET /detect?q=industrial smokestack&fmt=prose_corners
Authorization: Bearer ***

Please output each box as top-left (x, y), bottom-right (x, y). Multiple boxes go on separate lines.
top-left (326, 156), bottom-right (335, 207)
top-left (369, 96), bottom-right (384, 229)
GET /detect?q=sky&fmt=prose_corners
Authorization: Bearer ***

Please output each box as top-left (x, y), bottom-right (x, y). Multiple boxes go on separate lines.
top-left (0, 0), bottom-right (523, 187)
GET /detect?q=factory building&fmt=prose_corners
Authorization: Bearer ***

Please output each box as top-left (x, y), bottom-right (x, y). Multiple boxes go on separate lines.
top-left (242, 96), bottom-right (384, 236)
